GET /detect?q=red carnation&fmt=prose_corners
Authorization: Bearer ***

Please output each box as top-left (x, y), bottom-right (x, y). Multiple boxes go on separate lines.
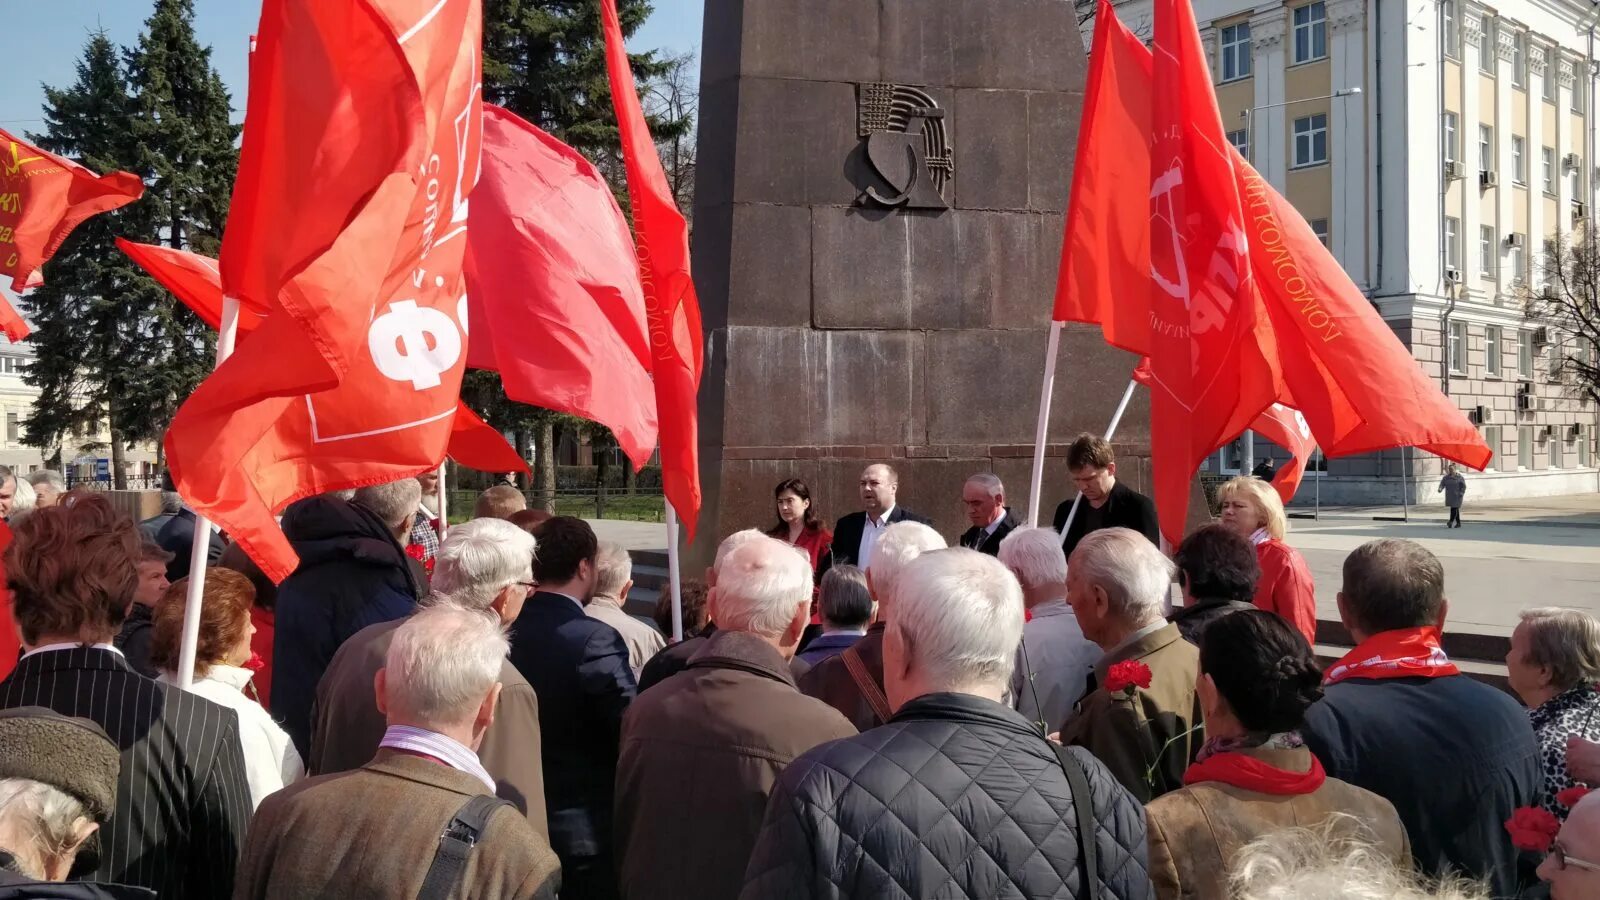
top-left (1505, 806), bottom-right (1561, 853)
top-left (1105, 660), bottom-right (1153, 697)
top-left (1558, 786), bottom-right (1593, 809)
top-left (405, 543), bottom-right (426, 562)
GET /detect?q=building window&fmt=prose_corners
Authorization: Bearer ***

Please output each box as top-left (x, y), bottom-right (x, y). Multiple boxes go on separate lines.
top-left (1480, 17), bottom-right (1495, 74)
top-left (1221, 23), bottom-right (1252, 81)
top-left (3, 413), bottom-right (15, 444)
top-left (1445, 216), bottom-right (1461, 273)
top-left (1551, 430), bottom-right (1563, 468)
top-left (1484, 425), bottom-right (1502, 470)
top-left (1293, 114), bottom-right (1328, 167)
top-left (0, 357), bottom-right (22, 375)
top-left (1573, 164), bottom-right (1582, 201)
top-left (1481, 225), bottom-right (1496, 278)
top-left (1443, 112), bottom-right (1458, 162)
top-left (1544, 146), bottom-right (1556, 193)
top-left (1519, 425), bottom-right (1534, 468)
top-left (1485, 326), bottom-right (1502, 376)
top-left (1510, 237), bottom-right (1526, 285)
top-left (1293, 2), bottom-right (1327, 64)
top-left (1479, 125), bottom-right (1494, 173)
top-left (1311, 218), bottom-right (1330, 247)
top-left (1448, 321), bottom-right (1468, 374)
top-left (1581, 424), bottom-right (1592, 467)
top-left (1519, 330), bottom-right (1535, 378)
top-left (1227, 129), bottom-right (1249, 156)
top-left (1443, 0), bottom-right (1459, 59)
top-left (1513, 33), bottom-right (1527, 88)
top-left (1512, 136), bottom-right (1527, 183)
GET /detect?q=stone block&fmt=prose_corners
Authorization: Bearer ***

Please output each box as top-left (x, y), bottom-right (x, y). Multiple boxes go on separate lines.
top-left (960, 211), bottom-right (1061, 330)
top-left (1028, 90), bottom-right (1080, 213)
top-left (733, 0), bottom-right (881, 84)
top-left (953, 89), bottom-right (1031, 210)
top-left (812, 208), bottom-right (964, 329)
top-left (693, 78), bottom-right (741, 210)
top-left (725, 204), bottom-right (813, 327)
top-left (731, 78), bottom-right (861, 207)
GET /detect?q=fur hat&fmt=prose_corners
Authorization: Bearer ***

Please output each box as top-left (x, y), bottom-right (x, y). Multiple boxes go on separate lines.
top-left (0, 706), bottom-right (120, 823)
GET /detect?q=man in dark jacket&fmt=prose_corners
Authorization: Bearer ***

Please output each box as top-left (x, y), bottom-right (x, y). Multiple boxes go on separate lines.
top-left (957, 473), bottom-right (1020, 555)
top-left (154, 506), bottom-right (226, 581)
top-left (509, 517), bottom-right (636, 900)
top-left (1302, 538), bottom-right (1541, 898)
top-left (616, 535), bottom-right (856, 900)
top-left (635, 530), bottom-right (767, 692)
top-left (1167, 525), bottom-right (1260, 644)
top-left (742, 548), bottom-right (1151, 899)
top-left (823, 463), bottom-right (932, 574)
top-left (1052, 434), bottom-right (1159, 559)
top-left (113, 541), bottom-right (175, 677)
top-left (271, 480), bottom-right (425, 758)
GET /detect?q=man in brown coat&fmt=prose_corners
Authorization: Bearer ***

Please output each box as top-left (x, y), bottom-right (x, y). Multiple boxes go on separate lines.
top-left (308, 518), bottom-right (547, 834)
top-left (236, 605), bottom-right (560, 899)
top-left (797, 521), bottom-right (945, 730)
top-left (1060, 528), bottom-right (1203, 803)
top-left (615, 534), bottom-right (857, 900)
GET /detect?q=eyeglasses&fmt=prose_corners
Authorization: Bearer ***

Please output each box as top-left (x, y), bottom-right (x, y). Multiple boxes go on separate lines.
top-left (517, 581), bottom-right (538, 592)
top-left (1551, 841), bottom-right (1600, 873)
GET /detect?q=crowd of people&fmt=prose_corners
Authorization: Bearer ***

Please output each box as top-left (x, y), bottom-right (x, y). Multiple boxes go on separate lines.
top-left (0, 440), bottom-right (1595, 899)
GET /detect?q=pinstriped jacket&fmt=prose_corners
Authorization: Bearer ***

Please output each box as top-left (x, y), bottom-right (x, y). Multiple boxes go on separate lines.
top-left (0, 646), bottom-right (253, 899)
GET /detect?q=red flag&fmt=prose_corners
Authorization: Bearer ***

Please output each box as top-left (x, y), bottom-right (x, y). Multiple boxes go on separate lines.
top-left (600, 0), bottom-right (704, 539)
top-left (1055, 0), bottom-right (1154, 356)
top-left (0, 127), bottom-right (143, 292)
top-left (0, 520), bottom-right (17, 680)
top-left (164, 0), bottom-right (485, 581)
top-left (0, 294), bottom-right (30, 343)
top-left (1145, 0), bottom-right (1278, 545)
top-left (1249, 404), bottom-right (1316, 503)
top-left (465, 105), bottom-right (658, 469)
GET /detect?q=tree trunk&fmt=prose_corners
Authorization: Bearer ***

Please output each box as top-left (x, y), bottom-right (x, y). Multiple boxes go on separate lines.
top-left (624, 459), bottom-right (637, 495)
top-left (513, 430), bottom-right (532, 489)
top-left (537, 420), bottom-right (556, 512)
top-left (595, 436), bottom-right (610, 519)
top-left (109, 423), bottom-right (128, 490)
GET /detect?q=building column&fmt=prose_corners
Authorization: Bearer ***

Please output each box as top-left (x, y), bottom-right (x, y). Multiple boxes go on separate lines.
top-left (1529, 43), bottom-right (1548, 280)
top-left (1493, 24), bottom-right (1516, 303)
top-left (1328, 0), bottom-right (1365, 283)
top-left (1250, 8), bottom-right (1289, 191)
top-left (1558, 55), bottom-right (1577, 239)
top-left (1461, 11), bottom-right (1484, 291)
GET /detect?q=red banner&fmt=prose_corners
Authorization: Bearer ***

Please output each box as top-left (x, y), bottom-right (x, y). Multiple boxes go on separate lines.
top-left (1249, 403), bottom-right (1316, 503)
top-left (0, 127), bottom-right (142, 293)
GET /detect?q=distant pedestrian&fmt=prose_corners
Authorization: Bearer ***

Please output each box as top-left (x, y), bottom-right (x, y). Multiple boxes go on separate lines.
top-left (1251, 458), bottom-right (1276, 481)
top-left (1438, 464), bottom-right (1467, 528)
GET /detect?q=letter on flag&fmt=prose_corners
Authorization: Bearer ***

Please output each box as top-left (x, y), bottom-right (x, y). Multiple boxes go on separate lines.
top-left (1249, 404), bottom-right (1316, 503)
top-left (0, 127), bottom-right (143, 292)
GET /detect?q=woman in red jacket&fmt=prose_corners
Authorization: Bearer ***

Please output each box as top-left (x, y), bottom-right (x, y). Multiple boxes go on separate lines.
top-left (1216, 476), bottom-right (1317, 645)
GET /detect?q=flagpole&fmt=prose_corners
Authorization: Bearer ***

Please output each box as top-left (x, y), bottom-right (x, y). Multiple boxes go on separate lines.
top-left (1060, 377), bottom-right (1139, 539)
top-left (436, 463), bottom-right (448, 540)
top-left (1314, 445), bottom-right (1322, 520)
top-left (1025, 321), bottom-right (1065, 527)
top-left (665, 499), bottom-right (684, 642)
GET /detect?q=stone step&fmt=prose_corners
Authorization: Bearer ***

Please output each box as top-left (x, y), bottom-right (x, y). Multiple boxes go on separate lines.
top-left (631, 564), bottom-right (669, 594)
top-left (623, 585), bottom-right (661, 621)
top-left (632, 549), bottom-right (669, 570)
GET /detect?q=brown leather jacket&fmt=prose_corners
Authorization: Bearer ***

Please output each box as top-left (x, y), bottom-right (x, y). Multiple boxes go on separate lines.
top-left (1145, 746), bottom-right (1411, 899)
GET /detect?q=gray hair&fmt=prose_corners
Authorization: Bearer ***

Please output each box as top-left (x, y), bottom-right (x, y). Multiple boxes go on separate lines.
top-left (1519, 607), bottom-right (1600, 692)
top-left (713, 528), bottom-right (768, 574)
top-left (354, 478), bottom-right (423, 532)
top-left (26, 470), bottom-right (65, 493)
top-left (594, 541), bottom-right (634, 598)
top-left (8, 479), bottom-right (35, 514)
top-left (159, 491), bottom-right (183, 515)
top-left (0, 777), bottom-right (94, 880)
top-left (964, 473), bottom-right (1004, 498)
top-left (427, 518), bottom-right (535, 612)
top-left (713, 535), bottom-right (813, 638)
top-left (384, 605), bottom-right (508, 727)
top-left (892, 548), bottom-right (1025, 692)
top-left (1230, 815), bottom-right (1489, 900)
top-left (871, 521), bottom-right (947, 609)
top-left (1070, 528), bottom-right (1173, 626)
top-left (997, 526), bottom-right (1067, 592)
top-left (818, 565), bottom-right (872, 628)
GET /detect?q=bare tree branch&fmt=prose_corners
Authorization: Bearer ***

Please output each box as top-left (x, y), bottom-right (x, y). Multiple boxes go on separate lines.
top-left (1523, 232), bottom-right (1600, 408)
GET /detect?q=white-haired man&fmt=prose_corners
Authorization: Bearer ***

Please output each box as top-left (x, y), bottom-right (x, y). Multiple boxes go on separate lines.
top-left (237, 606), bottom-right (561, 899)
top-left (637, 528), bottom-right (767, 691)
top-left (999, 526), bottom-right (1097, 731)
top-left (25, 469), bottom-right (66, 510)
top-left (798, 520), bottom-right (946, 730)
top-left (1060, 528), bottom-right (1202, 803)
top-left (310, 518), bottom-right (548, 835)
top-left (957, 472), bottom-right (1019, 555)
top-left (587, 541), bottom-right (666, 680)
top-left (742, 549), bottom-right (1151, 900)
top-left (615, 535), bottom-right (855, 900)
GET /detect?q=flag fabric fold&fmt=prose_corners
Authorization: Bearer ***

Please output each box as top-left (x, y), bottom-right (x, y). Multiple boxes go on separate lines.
top-left (1248, 403), bottom-right (1317, 504)
top-left (600, 0), bottom-right (704, 539)
top-left (0, 294), bottom-right (31, 343)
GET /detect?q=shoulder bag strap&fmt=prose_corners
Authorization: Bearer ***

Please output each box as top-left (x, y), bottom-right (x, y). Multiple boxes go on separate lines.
top-left (1049, 741), bottom-right (1102, 900)
top-left (416, 794), bottom-right (513, 900)
top-left (841, 644), bottom-right (892, 725)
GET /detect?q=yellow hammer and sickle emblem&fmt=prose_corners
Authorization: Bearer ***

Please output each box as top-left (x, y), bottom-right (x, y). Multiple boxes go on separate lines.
top-left (3, 143), bottom-right (46, 178)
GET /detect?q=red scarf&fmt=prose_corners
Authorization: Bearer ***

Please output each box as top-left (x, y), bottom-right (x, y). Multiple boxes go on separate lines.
top-left (1323, 626), bottom-right (1460, 686)
top-left (1183, 751), bottom-right (1327, 796)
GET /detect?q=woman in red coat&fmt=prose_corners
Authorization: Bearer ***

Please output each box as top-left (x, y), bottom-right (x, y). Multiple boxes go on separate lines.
top-left (766, 479), bottom-right (832, 616)
top-left (1217, 476), bottom-right (1317, 645)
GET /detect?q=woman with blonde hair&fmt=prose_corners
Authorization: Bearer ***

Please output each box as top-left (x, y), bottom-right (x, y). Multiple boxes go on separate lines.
top-left (1216, 476), bottom-right (1317, 644)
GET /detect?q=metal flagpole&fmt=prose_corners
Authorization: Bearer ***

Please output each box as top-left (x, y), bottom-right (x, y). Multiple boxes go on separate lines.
top-left (436, 462), bottom-right (448, 540)
top-left (665, 500), bottom-right (684, 642)
top-left (1025, 321), bottom-right (1065, 527)
top-left (1059, 377), bottom-right (1139, 538)
top-left (1314, 446), bottom-right (1322, 520)
top-left (1401, 448), bottom-right (1411, 522)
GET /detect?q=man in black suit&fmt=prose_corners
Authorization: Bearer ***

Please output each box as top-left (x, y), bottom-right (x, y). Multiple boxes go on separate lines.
top-left (1052, 433), bottom-right (1160, 559)
top-left (827, 463), bottom-right (932, 573)
top-left (0, 494), bottom-right (252, 899)
top-left (957, 473), bottom-right (1020, 555)
top-left (509, 516), bottom-right (636, 900)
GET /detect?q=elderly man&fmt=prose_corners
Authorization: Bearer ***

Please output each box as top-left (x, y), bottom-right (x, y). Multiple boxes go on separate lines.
top-left (407, 468), bottom-right (442, 562)
top-left (1302, 539), bottom-right (1539, 897)
top-left (636, 529), bottom-right (767, 692)
top-left (0, 467), bottom-right (14, 519)
top-left (616, 535), bottom-right (856, 900)
top-left (113, 540), bottom-right (176, 677)
top-left (826, 463), bottom-right (931, 572)
top-left (957, 473), bottom-right (1020, 555)
top-left (1059, 528), bottom-right (1202, 803)
top-left (474, 484), bottom-right (527, 520)
top-left (138, 489), bottom-right (183, 540)
top-left (792, 566), bottom-right (872, 672)
top-left (1541, 790), bottom-right (1600, 899)
top-left (742, 549), bottom-right (1151, 899)
top-left (311, 518), bottom-right (548, 834)
top-left (1051, 434), bottom-right (1159, 559)
top-left (999, 526), bottom-right (1097, 732)
top-left (237, 606), bottom-right (561, 899)
top-left (272, 479), bottom-right (427, 758)
top-left (25, 470), bottom-right (66, 510)
top-left (587, 542), bottom-right (666, 680)
top-left (798, 521), bottom-right (945, 731)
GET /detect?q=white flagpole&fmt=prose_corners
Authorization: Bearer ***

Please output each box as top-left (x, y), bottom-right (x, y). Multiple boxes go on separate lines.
top-left (175, 296), bottom-right (242, 690)
top-left (665, 499), bottom-right (684, 642)
top-left (436, 463), bottom-right (448, 540)
top-left (1025, 321), bottom-right (1065, 527)
top-left (1059, 377), bottom-right (1139, 539)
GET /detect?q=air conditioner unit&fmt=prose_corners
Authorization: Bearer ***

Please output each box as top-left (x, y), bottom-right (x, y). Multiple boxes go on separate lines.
top-left (1444, 160), bottom-right (1462, 180)
top-left (1480, 169), bottom-right (1498, 188)
top-left (1565, 152), bottom-right (1581, 170)
top-left (1444, 267), bottom-right (1461, 284)
top-left (1517, 390), bottom-right (1534, 411)
top-left (1571, 423), bottom-right (1585, 440)
top-left (1472, 405), bottom-right (1492, 424)
top-left (1575, 201), bottom-right (1589, 224)
top-left (1533, 326), bottom-right (1551, 344)
top-left (1507, 233), bottom-right (1525, 248)
top-left (1543, 423), bottom-right (1556, 438)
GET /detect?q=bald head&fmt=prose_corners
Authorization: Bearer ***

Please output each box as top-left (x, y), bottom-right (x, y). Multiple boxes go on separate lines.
top-left (860, 463), bottom-right (899, 516)
top-left (1542, 790), bottom-right (1600, 895)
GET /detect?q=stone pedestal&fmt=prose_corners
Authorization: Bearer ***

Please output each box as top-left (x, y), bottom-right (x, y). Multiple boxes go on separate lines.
top-left (689, 0), bottom-right (1157, 563)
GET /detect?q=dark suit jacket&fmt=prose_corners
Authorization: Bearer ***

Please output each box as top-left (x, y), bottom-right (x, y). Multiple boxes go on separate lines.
top-left (154, 509), bottom-right (226, 581)
top-left (824, 506), bottom-right (934, 574)
top-left (508, 592), bottom-right (637, 869)
top-left (636, 623), bottom-right (716, 693)
top-left (796, 623), bottom-right (889, 732)
top-left (957, 507), bottom-right (1022, 556)
top-left (0, 647), bottom-right (252, 899)
top-left (1052, 480), bottom-right (1160, 560)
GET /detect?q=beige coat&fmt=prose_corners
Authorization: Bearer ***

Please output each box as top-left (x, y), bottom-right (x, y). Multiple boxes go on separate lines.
top-left (235, 749), bottom-right (561, 899)
top-left (586, 595), bottom-right (666, 679)
top-left (1146, 746), bottom-right (1411, 900)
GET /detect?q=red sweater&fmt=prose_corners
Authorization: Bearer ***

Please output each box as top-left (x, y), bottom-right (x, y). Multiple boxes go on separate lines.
top-left (1253, 539), bottom-right (1318, 646)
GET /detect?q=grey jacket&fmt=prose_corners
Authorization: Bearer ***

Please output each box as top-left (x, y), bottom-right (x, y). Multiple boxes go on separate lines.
top-left (1012, 598), bottom-right (1099, 732)
top-left (1438, 473), bottom-right (1467, 507)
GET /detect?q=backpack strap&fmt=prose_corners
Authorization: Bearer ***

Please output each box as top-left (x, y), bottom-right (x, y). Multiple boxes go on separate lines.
top-left (416, 794), bottom-right (513, 900)
top-left (1049, 741), bottom-right (1102, 900)
top-left (841, 645), bottom-right (892, 725)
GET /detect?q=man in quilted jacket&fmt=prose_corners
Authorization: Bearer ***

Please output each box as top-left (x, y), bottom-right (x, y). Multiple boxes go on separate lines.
top-left (740, 548), bottom-right (1153, 900)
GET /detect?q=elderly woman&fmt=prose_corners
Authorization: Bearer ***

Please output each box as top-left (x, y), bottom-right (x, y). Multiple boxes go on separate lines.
top-left (1507, 607), bottom-right (1600, 816)
top-left (0, 707), bottom-right (123, 890)
top-left (1146, 610), bottom-right (1409, 900)
top-left (150, 570), bottom-right (304, 808)
top-left (1216, 476), bottom-right (1317, 644)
